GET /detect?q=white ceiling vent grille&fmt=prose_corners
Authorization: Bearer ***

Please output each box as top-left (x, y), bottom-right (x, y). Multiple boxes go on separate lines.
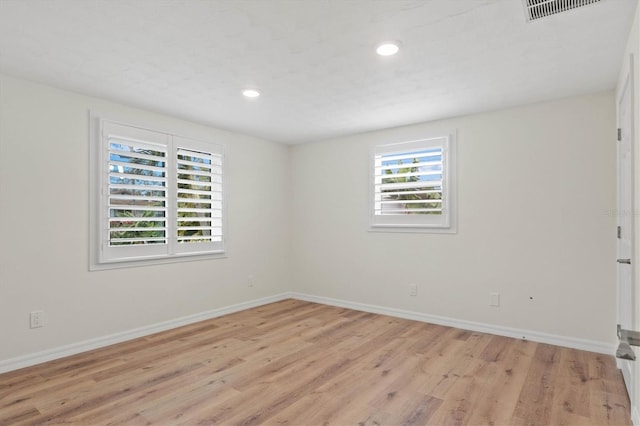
top-left (523, 0), bottom-right (601, 21)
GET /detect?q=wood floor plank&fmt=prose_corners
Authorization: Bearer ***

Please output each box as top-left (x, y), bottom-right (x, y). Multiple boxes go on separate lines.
top-left (276, 338), bottom-right (414, 424)
top-left (425, 349), bottom-right (498, 425)
top-left (317, 337), bottom-right (426, 422)
top-left (511, 343), bottom-right (562, 425)
top-left (464, 339), bottom-right (537, 425)
top-left (416, 330), bottom-right (487, 400)
top-left (547, 348), bottom-right (592, 424)
top-left (0, 299), bottom-right (631, 425)
top-left (84, 368), bottom-right (239, 425)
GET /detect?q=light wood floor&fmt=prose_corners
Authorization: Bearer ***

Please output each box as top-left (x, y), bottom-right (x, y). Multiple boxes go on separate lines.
top-left (0, 299), bottom-right (631, 425)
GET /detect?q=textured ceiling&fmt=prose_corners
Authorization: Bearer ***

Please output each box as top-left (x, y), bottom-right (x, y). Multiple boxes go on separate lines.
top-left (0, 0), bottom-right (636, 144)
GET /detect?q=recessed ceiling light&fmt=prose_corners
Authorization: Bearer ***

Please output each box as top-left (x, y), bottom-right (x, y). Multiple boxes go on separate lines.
top-left (376, 42), bottom-right (400, 56)
top-left (242, 89), bottom-right (260, 98)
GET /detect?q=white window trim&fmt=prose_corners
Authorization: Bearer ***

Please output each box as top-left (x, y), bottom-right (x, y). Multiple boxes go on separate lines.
top-left (369, 132), bottom-right (457, 234)
top-left (89, 112), bottom-right (227, 270)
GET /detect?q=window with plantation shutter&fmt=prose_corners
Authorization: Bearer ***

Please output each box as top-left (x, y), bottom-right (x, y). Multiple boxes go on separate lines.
top-left (370, 135), bottom-right (456, 232)
top-left (90, 116), bottom-right (225, 269)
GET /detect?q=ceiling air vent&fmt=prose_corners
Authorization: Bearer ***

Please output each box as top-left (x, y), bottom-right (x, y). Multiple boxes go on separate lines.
top-left (523, 0), bottom-right (601, 22)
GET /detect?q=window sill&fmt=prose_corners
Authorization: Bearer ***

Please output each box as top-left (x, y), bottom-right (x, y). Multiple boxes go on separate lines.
top-left (90, 251), bottom-right (227, 271)
top-left (368, 225), bottom-right (457, 234)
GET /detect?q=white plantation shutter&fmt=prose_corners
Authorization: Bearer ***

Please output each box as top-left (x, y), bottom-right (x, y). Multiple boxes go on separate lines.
top-left (371, 136), bottom-right (456, 231)
top-left (100, 122), bottom-right (170, 262)
top-left (174, 137), bottom-right (224, 254)
top-left (95, 119), bottom-right (224, 266)
top-left (108, 139), bottom-right (168, 245)
top-left (375, 148), bottom-right (444, 215)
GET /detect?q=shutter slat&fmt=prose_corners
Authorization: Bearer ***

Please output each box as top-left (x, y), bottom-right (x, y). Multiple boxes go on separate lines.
top-left (177, 188), bottom-right (214, 197)
top-left (178, 237), bottom-right (212, 242)
top-left (177, 178), bottom-right (213, 187)
top-left (110, 194), bottom-right (166, 202)
top-left (374, 208), bottom-right (442, 213)
top-left (109, 160), bottom-right (166, 174)
top-left (379, 150), bottom-right (442, 163)
top-left (177, 169), bottom-right (214, 178)
top-left (109, 217), bottom-right (166, 223)
top-left (378, 199), bottom-right (442, 205)
top-left (177, 226), bottom-right (213, 231)
top-left (379, 181), bottom-right (442, 190)
top-left (110, 183), bottom-right (166, 193)
top-left (381, 170), bottom-right (442, 180)
top-left (177, 158), bottom-right (212, 168)
top-left (178, 208), bottom-right (214, 214)
top-left (110, 172), bottom-right (167, 183)
top-left (109, 227), bottom-right (168, 232)
top-left (109, 237), bottom-right (167, 243)
top-left (109, 141), bottom-right (167, 162)
top-left (378, 189), bottom-right (441, 197)
top-left (177, 147), bottom-right (213, 157)
top-left (376, 159), bottom-right (442, 171)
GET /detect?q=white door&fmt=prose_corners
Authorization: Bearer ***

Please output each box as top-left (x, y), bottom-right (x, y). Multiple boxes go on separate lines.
top-left (617, 57), bottom-right (636, 414)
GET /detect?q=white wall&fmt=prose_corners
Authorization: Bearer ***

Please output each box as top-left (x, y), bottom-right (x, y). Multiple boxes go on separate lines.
top-left (291, 92), bottom-right (616, 346)
top-left (0, 73), bottom-right (620, 368)
top-left (0, 74), bottom-right (291, 362)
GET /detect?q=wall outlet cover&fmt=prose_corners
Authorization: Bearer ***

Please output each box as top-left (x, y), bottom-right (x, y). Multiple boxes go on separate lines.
top-left (490, 293), bottom-right (500, 307)
top-left (409, 284), bottom-right (418, 296)
top-left (30, 311), bottom-right (44, 328)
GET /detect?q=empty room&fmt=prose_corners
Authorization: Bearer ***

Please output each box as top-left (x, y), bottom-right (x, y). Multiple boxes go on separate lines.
top-left (1, 0), bottom-right (640, 424)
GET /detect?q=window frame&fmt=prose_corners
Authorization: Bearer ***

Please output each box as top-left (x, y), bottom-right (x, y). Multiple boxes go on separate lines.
top-left (369, 133), bottom-right (457, 234)
top-left (89, 112), bottom-right (226, 270)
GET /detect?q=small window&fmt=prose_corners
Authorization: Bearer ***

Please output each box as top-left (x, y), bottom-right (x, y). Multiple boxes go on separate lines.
top-left (370, 135), bottom-right (456, 232)
top-left (90, 115), bottom-right (225, 269)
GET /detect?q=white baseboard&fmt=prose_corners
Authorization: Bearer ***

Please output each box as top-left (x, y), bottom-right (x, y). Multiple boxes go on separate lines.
top-left (0, 291), bottom-right (616, 374)
top-left (289, 292), bottom-right (616, 355)
top-left (0, 293), bottom-right (291, 374)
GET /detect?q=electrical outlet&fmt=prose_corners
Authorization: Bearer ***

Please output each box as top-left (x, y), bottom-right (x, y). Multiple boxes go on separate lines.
top-left (30, 311), bottom-right (44, 328)
top-left (409, 283), bottom-right (418, 296)
top-left (490, 293), bottom-right (500, 307)
top-left (248, 275), bottom-right (255, 288)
